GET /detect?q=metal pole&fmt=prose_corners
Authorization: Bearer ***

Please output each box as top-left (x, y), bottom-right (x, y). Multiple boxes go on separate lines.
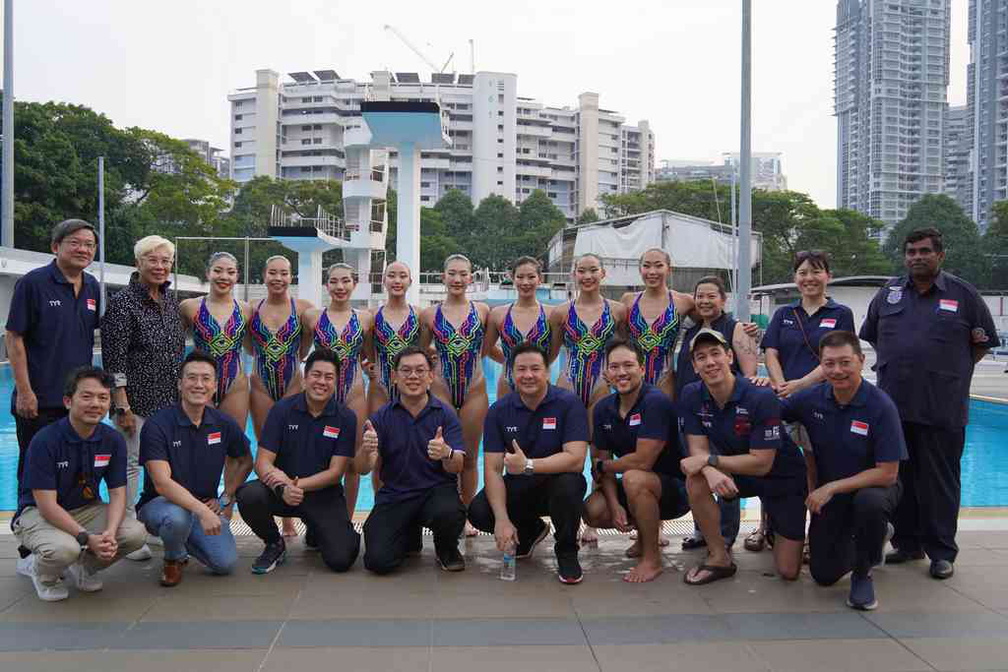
top-left (243, 236), bottom-right (250, 302)
top-left (98, 157), bottom-right (106, 315)
top-left (2, 0), bottom-right (14, 248)
top-left (730, 168), bottom-right (738, 295)
top-left (736, 0), bottom-right (753, 322)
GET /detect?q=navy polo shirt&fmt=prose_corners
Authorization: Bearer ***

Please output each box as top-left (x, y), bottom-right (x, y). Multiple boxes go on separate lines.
top-left (136, 404), bottom-right (251, 510)
top-left (675, 313), bottom-right (740, 398)
top-left (680, 374), bottom-right (805, 479)
top-left (593, 383), bottom-right (683, 478)
top-left (860, 272), bottom-right (999, 429)
top-left (6, 261), bottom-right (101, 409)
top-left (484, 385), bottom-right (589, 460)
top-left (369, 395), bottom-right (465, 504)
top-left (781, 380), bottom-right (907, 485)
top-left (16, 418), bottom-right (126, 518)
top-left (762, 299), bottom-right (855, 381)
top-left (259, 393), bottom-right (357, 480)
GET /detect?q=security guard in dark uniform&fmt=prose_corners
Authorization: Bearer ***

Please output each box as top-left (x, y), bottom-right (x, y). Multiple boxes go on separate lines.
top-left (859, 227), bottom-right (998, 579)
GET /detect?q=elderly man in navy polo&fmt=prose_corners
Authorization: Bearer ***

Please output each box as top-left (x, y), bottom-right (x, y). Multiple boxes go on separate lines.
top-left (137, 350), bottom-right (253, 587)
top-left (860, 227), bottom-right (998, 580)
top-left (468, 342), bottom-right (589, 584)
top-left (781, 330), bottom-right (906, 610)
top-left (679, 329), bottom-right (808, 585)
top-left (12, 367), bottom-right (146, 601)
top-left (359, 346), bottom-right (467, 574)
top-left (583, 338), bottom-right (688, 583)
top-left (236, 348), bottom-right (361, 574)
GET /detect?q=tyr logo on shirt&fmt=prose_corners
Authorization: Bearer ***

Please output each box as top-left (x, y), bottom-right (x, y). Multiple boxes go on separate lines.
top-left (86, 298), bottom-right (97, 311)
top-left (850, 420), bottom-right (869, 436)
top-left (207, 432), bottom-right (221, 445)
top-left (763, 425), bottom-right (781, 441)
top-left (812, 410), bottom-right (825, 421)
top-left (939, 299), bottom-right (959, 313)
top-left (782, 318), bottom-right (794, 326)
top-left (172, 440), bottom-right (182, 448)
top-left (820, 318), bottom-right (836, 329)
top-left (628, 413), bottom-right (641, 427)
top-left (505, 426), bottom-right (518, 433)
top-left (48, 300), bottom-right (61, 307)
top-left (56, 460), bottom-right (69, 469)
top-left (542, 417), bottom-right (557, 430)
top-left (93, 454), bottom-right (111, 468)
top-left (323, 425), bottom-right (340, 439)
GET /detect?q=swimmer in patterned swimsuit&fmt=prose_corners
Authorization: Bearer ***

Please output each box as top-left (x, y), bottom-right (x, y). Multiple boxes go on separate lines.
top-left (367, 261), bottom-right (422, 411)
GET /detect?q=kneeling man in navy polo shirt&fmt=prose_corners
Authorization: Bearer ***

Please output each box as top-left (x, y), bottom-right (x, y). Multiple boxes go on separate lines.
top-left (236, 348), bottom-right (361, 574)
top-left (137, 350), bottom-right (253, 587)
top-left (583, 338), bottom-right (688, 583)
top-left (13, 367), bottom-right (147, 601)
top-left (359, 346), bottom-right (467, 574)
top-left (781, 330), bottom-right (906, 610)
top-left (680, 329), bottom-right (808, 585)
top-left (468, 343), bottom-right (589, 584)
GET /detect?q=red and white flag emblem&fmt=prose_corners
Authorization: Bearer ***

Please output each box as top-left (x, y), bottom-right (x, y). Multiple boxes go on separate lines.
top-left (86, 298), bottom-right (96, 311)
top-left (850, 420), bottom-right (869, 436)
top-left (207, 432), bottom-right (221, 445)
top-left (93, 454), bottom-right (111, 468)
top-left (323, 425), bottom-right (340, 439)
top-left (542, 417), bottom-right (557, 430)
top-left (939, 299), bottom-right (959, 312)
top-left (820, 318), bottom-right (836, 329)
top-left (628, 413), bottom-right (642, 426)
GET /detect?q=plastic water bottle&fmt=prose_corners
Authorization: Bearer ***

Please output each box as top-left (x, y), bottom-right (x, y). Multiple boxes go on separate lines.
top-left (500, 540), bottom-right (516, 581)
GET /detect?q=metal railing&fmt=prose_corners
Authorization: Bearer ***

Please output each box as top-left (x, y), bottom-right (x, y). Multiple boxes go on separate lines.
top-left (269, 204), bottom-right (351, 241)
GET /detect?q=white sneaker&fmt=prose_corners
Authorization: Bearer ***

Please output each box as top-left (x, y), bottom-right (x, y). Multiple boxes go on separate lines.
top-left (125, 543), bottom-right (152, 561)
top-left (31, 572), bottom-right (69, 602)
top-left (16, 554), bottom-right (35, 578)
top-left (65, 561), bottom-right (103, 592)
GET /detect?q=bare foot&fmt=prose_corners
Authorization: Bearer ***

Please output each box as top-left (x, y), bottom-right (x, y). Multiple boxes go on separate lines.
top-left (464, 521), bottom-right (479, 538)
top-left (629, 530), bottom-right (670, 547)
top-left (625, 539), bottom-right (643, 558)
top-left (624, 559), bottom-right (663, 583)
top-left (581, 526), bottom-right (599, 545)
top-left (281, 518), bottom-right (298, 538)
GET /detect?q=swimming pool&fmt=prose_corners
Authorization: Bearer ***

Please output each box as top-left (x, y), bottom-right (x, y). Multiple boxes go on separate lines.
top-left (1, 361), bottom-right (1006, 510)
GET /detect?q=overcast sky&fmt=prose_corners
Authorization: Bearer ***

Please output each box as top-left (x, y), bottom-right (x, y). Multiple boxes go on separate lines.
top-left (3, 0), bottom-right (970, 209)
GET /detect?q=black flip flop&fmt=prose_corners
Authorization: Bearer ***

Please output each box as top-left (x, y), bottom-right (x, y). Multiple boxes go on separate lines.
top-left (682, 535), bottom-right (708, 550)
top-left (684, 561), bottom-right (738, 586)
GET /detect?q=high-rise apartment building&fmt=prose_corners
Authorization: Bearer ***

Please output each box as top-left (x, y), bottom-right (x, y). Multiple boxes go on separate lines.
top-left (654, 153), bottom-right (787, 192)
top-left (227, 70), bottom-right (654, 219)
top-left (183, 139), bottom-right (231, 180)
top-left (834, 0), bottom-right (950, 229)
top-left (944, 105), bottom-right (972, 215)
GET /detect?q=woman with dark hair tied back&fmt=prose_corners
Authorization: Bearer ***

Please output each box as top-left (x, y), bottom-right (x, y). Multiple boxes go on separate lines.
top-left (179, 252), bottom-right (252, 426)
top-left (366, 260), bottom-right (423, 412)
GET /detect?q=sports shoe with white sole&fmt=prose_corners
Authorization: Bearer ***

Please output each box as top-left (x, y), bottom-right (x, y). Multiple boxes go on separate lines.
top-left (16, 554), bottom-right (35, 578)
top-left (65, 561), bottom-right (103, 592)
top-left (125, 543), bottom-right (153, 561)
top-left (31, 574), bottom-right (69, 602)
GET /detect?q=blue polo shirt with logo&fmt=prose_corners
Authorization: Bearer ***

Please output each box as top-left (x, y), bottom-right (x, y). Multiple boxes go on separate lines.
top-left (259, 393), bottom-right (357, 482)
top-left (859, 271), bottom-right (999, 429)
top-left (369, 395), bottom-right (465, 504)
top-left (16, 418), bottom-right (126, 518)
top-left (762, 299), bottom-right (855, 381)
top-left (781, 380), bottom-right (907, 484)
top-left (137, 403), bottom-right (251, 510)
top-left (6, 261), bottom-right (101, 410)
top-left (592, 383), bottom-right (683, 478)
top-left (680, 374), bottom-right (805, 480)
top-left (484, 385), bottom-right (589, 460)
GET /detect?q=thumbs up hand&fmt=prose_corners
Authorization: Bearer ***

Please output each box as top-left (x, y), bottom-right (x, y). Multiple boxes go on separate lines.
top-left (427, 426), bottom-right (451, 460)
top-left (362, 357), bottom-right (378, 381)
top-left (362, 419), bottom-right (379, 457)
top-left (504, 440), bottom-right (529, 475)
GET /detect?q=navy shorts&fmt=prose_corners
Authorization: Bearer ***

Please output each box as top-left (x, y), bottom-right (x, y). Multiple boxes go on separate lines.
top-left (616, 472), bottom-right (690, 521)
top-left (729, 474), bottom-right (807, 541)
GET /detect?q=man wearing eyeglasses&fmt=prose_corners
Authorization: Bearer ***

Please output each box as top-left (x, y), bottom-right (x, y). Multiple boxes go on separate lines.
top-left (12, 367), bottom-right (147, 601)
top-left (359, 346), bottom-right (466, 574)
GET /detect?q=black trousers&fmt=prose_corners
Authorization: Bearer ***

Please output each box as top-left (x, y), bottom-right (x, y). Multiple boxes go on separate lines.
top-left (468, 472), bottom-right (586, 557)
top-left (809, 484), bottom-right (901, 585)
top-left (893, 422), bottom-right (965, 563)
top-left (236, 481), bottom-right (360, 572)
top-left (15, 407), bottom-right (68, 486)
top-left (363, 482), bottom-right (465, 574)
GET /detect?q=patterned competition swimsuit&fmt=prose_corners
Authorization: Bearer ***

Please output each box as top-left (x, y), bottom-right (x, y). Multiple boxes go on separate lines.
top-left (432, 303), bottom-right (485, 409)
top-left (499, 303), bottom-right (551, 390)
top-left (373, 306), bottom-right (420, 400)
top-left (628, 292), bottom-right (681, 385)
top-left (563, 300), bottom-right (616, 407)
top-left (249, 298), bottom-right (301, 402)
top-left (192, 298), bottom-right (247, 406)
top-left (313, 309), bottom-right (364, 404)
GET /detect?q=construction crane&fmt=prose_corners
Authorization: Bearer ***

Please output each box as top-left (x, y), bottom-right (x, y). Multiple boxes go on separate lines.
top-left (384, 24), bottom-right (454, 74)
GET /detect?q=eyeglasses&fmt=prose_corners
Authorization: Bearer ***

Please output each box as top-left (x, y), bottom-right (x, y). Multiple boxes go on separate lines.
top-left (64, 239), bottom-right (97, 251)
top-left (396, 367), bottom-right (429, 377)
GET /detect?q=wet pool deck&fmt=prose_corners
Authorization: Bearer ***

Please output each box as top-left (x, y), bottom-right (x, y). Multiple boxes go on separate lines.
top-left (1, 522), bottom-right (1007, 672)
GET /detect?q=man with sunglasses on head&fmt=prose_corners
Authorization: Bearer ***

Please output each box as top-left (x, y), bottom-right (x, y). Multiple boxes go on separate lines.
top-left (359, 346), bottom-right (467, 574)
top-left (12, 367), bottom-right (147, 601)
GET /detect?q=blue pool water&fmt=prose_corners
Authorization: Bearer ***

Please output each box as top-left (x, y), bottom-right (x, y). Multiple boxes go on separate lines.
top-left (2, 362), bottom-right (1007, 510)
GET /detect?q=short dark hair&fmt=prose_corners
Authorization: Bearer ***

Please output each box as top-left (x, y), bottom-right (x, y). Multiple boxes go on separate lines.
top-left (904, 227), bottom-right (943, 254)
top-left (604, 337), bottom-right (644, 365)
top-left (510, 342), bottom-right (548, 367)
top-left (793, 250), bottom-right (831, 273)
top-left (179, 350), bottom-right (218, 378)
top-left (819, 330), bottom-right (863, 357)
top-left (393, 345), bottom-right (434, 370)
top-left (64, 366), bottom-right (113, 398)
top-left (694, 275), bottom-right (727, 299)
top-left (305, 347), bottom-right (341, 374)
top-left (51, 219), bottom-right (98, 247)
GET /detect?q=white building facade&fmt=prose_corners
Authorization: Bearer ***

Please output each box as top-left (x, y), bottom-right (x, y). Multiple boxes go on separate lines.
top-left (227, 70), bottom-right (655, 220)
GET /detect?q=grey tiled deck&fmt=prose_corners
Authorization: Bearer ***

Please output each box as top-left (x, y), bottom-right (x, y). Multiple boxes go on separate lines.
top-left (2, 527), bottom-right (1008, 671)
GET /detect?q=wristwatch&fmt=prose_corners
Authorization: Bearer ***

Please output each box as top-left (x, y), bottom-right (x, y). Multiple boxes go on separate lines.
top-left (114, 406), bottom-right (131, 416)
top-left (595, 459), bottom-right (606, 477)
top-left (75, 530), bottom-right (90, 548)
top-left (273, 484), bottom-right (286, 498)
top-left (523, 458), bottom-right (535, 476)
top-left (218, 493), bottom-right (233, 508)
top-left (706, 454), bottom-right (720, 468)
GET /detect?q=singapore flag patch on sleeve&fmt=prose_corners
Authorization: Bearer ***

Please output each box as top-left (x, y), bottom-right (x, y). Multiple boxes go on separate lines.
top-left (93, 454), bottom-right (111, 468)
top-left (207, 432), bottom-right (222, 445)
top-left (628, 413), bottom-right (642, 426)
top-left (542, 417), bottom-right (557, 430)
top-left (850, 420), bottom-right (869, 436)
top-left (323, 425), bottom-right (340, 439)
top-left (86, 298), bottom-right (97, 311)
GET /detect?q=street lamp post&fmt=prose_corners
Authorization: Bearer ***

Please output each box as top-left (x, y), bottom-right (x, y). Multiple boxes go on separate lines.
top-left (2, 0), bottom-right (14, 248)
top-left (736, 0), bottom-right (753, 322)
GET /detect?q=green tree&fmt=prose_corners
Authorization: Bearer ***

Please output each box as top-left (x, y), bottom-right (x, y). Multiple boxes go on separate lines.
top-left (470, 195), bottom-right (520, 268)
top-left (516, 190), bottom-right (566, 262)
top-left (983, 200), bottom-right (1008, 288)
top-left (576, 207), bottom-right (600, 225)
top-left (434, 188), bottom-right (475, 241)
top-left (799, 209), bottom-right (891, 277)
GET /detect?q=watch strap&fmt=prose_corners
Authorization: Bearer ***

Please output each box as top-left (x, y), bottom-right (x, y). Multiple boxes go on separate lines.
top-left (75, 530), bottom-right (90, 547)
